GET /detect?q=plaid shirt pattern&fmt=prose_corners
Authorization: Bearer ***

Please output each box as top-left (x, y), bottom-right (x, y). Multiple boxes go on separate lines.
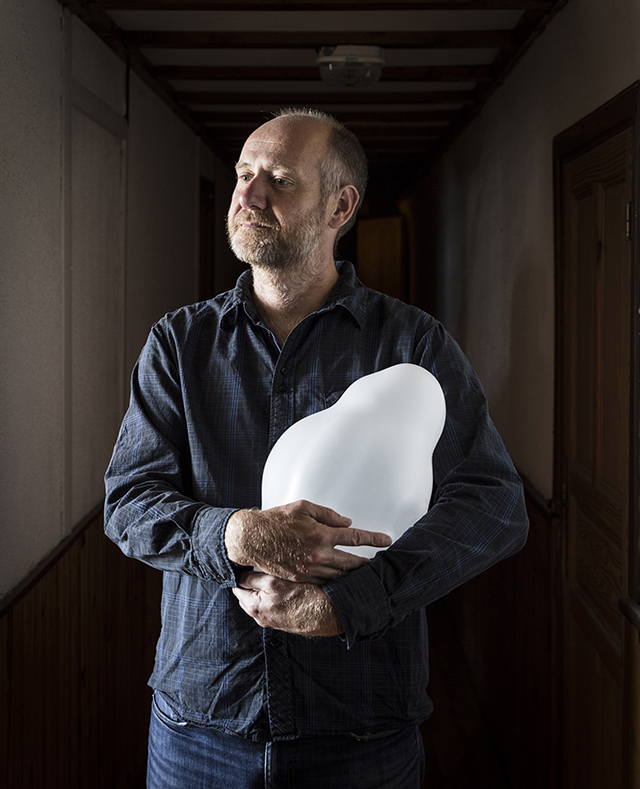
top-left (104, 261), bottom-right (528, 741)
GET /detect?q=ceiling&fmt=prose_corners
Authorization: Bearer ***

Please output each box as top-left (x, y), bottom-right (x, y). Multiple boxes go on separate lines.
top-left (62, 0), bottom-right (568, 207)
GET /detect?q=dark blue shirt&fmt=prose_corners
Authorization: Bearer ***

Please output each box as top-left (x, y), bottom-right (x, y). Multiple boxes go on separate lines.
top-left (104, 261), bottom-right (528, 741)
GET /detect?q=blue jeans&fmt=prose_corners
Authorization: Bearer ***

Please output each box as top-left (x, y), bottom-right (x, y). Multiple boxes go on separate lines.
top-left (148, 691), bottom-right (425, 789)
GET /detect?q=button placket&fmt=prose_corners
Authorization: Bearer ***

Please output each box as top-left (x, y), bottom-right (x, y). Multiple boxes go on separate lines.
top-left (277, 363), bottom-right (288, 392)
top-left (268, 354), bottom-right (295, 451)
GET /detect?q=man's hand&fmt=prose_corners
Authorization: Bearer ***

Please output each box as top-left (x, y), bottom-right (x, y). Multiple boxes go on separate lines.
top-left (232, 570), bottom-right (343, 637)
top-left (224, 499), bottom-right (391, 584)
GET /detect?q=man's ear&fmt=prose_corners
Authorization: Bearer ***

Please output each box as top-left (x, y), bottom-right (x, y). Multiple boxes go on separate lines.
top-left (328, 185), bottom-right (360, 231)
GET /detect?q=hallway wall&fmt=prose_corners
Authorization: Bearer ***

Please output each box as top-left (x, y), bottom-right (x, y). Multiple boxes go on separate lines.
top-left (0, 0), bottom-right (236, 604)
top-left (1, 7), bottom-right (239, 784)
top-left (406, 0), bottom-right (640, 500)
top-left (400, 2), bottom-right (640, 785)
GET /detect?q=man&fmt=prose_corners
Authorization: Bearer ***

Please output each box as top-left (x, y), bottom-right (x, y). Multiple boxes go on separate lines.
top-left (105, 108), bottom-right (528, 788)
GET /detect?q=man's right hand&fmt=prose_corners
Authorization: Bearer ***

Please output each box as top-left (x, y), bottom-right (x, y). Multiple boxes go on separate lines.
top-left (224, 500), bottom-right (391, 584)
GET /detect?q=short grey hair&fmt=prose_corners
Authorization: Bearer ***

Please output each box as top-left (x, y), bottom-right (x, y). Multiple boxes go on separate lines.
top-left (272, 107), bottom-right (368, 239)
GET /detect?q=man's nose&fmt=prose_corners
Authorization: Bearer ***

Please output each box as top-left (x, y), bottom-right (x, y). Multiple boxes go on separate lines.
top-left (237, 175), bottom-right (268, 211)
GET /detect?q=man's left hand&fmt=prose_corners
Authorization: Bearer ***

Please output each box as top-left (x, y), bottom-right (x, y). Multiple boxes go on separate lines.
top-left (232, 571), bottom-right (344, 637)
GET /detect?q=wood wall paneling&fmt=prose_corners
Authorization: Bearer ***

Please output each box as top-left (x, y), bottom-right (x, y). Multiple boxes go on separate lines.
top-left (0, 513), bottom-right (161, 789)
top-left (0, 493), bottom-right (559, 788)
top-left (442, 495), bottom-right (561, 788)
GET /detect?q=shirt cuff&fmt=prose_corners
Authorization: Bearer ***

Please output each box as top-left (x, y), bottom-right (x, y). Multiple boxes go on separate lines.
top-left (323, 562), bottom-right (391, 648)
top-left (190, 506), bottom-right (240, 587)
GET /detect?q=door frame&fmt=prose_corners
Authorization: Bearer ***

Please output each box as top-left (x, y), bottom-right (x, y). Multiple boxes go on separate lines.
top-left (199, 177), bottom-right (217, 302)
top-left (552, 81), bottom-right (640, 784)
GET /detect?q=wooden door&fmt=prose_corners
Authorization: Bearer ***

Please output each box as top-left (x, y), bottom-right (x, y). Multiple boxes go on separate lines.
top-left (356, 215), bottom-right (407, 300)
top-left (558, 123), bottom-right (638, 788)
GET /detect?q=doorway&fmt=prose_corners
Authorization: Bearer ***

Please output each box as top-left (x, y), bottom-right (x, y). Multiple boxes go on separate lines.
top-left (356, 215), bottom-right (407, 301)
top-left (199, 177), bottom-right (217, 301)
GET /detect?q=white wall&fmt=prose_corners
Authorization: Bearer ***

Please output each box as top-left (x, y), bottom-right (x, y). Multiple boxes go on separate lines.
top-left (0, 1), bottom-right (231, 602)
top-left (125, 73), bottom-right (199, 371)
top-left (0, 0), bottom-right (65, 600)
top-left (416, 0), bottom-right (640, 499)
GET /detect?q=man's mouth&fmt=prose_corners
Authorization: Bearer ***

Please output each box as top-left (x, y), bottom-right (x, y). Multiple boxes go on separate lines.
top-left (235, 213), bottom-right (279, 232)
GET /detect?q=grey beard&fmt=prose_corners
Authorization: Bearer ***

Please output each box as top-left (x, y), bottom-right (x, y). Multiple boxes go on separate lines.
top-left (227, 209), bottom-right (325, 273)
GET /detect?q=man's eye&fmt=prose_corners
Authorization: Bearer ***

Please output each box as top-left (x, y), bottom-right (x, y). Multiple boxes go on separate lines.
top-left (274, 178), bottom-right (290, 186)
top-left (237, 173), bottom-right (251, 182)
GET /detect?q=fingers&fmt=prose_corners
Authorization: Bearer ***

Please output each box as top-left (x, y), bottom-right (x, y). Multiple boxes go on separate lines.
top-left (235, 569), bottom-right (270, 590)
top-left (273, 501), bottom-right (392, 582)
top-left (232, 584), bottom-right (265, 626)
top-left (288, 501), bottom-right (391, 553)
top-left (225, 499), bottom-right (391, 585)
top-left (294, 502), bottom-right (391, 549)
top-left (327, 526), bottom-right (392, 549)
top-left (231, 574), bottom-right (344, 637)
top-left (302, 501), bottom-right (352, 529)
top-left (232, 574), bottom-right (296, 627)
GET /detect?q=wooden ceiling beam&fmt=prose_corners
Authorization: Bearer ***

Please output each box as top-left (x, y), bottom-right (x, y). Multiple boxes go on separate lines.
top-left (214, 139), bottom-right (442, 152)
top-left (194, 109), bottom-right (460, 122)
top-left (154, 65), bottom-right (493, 81)
top-left (212, 126), bottom-right (443, 139)
top-left (60, 0), bottom-right (566, 184)
top-left (90, 1), bottom-right (551, 10)
top-left (123, 30), bottom-right (514, 49)
top-left (361, 143), bottom-right (439, 152)
top-left (176, 89), bottom-right (476, 104)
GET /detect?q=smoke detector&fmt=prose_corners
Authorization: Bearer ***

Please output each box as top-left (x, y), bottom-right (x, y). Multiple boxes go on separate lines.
top-left (316, 46), bottom-right (385, 87)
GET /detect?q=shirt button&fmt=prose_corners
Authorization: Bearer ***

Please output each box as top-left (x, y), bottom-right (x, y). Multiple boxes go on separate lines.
top-left (280, 367), bottom-right (288, 375)
top-left (278, 383), bottom-right (287, 393)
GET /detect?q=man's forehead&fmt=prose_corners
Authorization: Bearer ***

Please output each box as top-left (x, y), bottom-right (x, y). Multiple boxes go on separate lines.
top-left (234, 157), bottom-right (298, 175)
top-left (239, 117), bottom-right (330, 165)
top-left (238, 135), bottom-right (289, 161)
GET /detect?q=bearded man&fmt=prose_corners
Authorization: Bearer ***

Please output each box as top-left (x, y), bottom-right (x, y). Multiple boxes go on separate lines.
top-left (105, 108), bottom-right (528, 789)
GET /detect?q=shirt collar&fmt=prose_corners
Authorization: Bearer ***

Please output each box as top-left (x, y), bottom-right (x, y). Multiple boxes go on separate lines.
top-left (318, 260), bottom-right (367, 327)
top-left (219, 261), bottom-right (367, 330)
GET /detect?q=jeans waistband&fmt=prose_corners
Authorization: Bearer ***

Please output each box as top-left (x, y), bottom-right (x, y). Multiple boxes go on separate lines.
top-left (155, 690), bottom-right (403, 742)
top-left (344, 729), bottom-right (403, 741)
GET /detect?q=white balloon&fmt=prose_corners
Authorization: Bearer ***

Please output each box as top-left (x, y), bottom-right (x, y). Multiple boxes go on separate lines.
top-left (261, 363), bottom-right (447, 558)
